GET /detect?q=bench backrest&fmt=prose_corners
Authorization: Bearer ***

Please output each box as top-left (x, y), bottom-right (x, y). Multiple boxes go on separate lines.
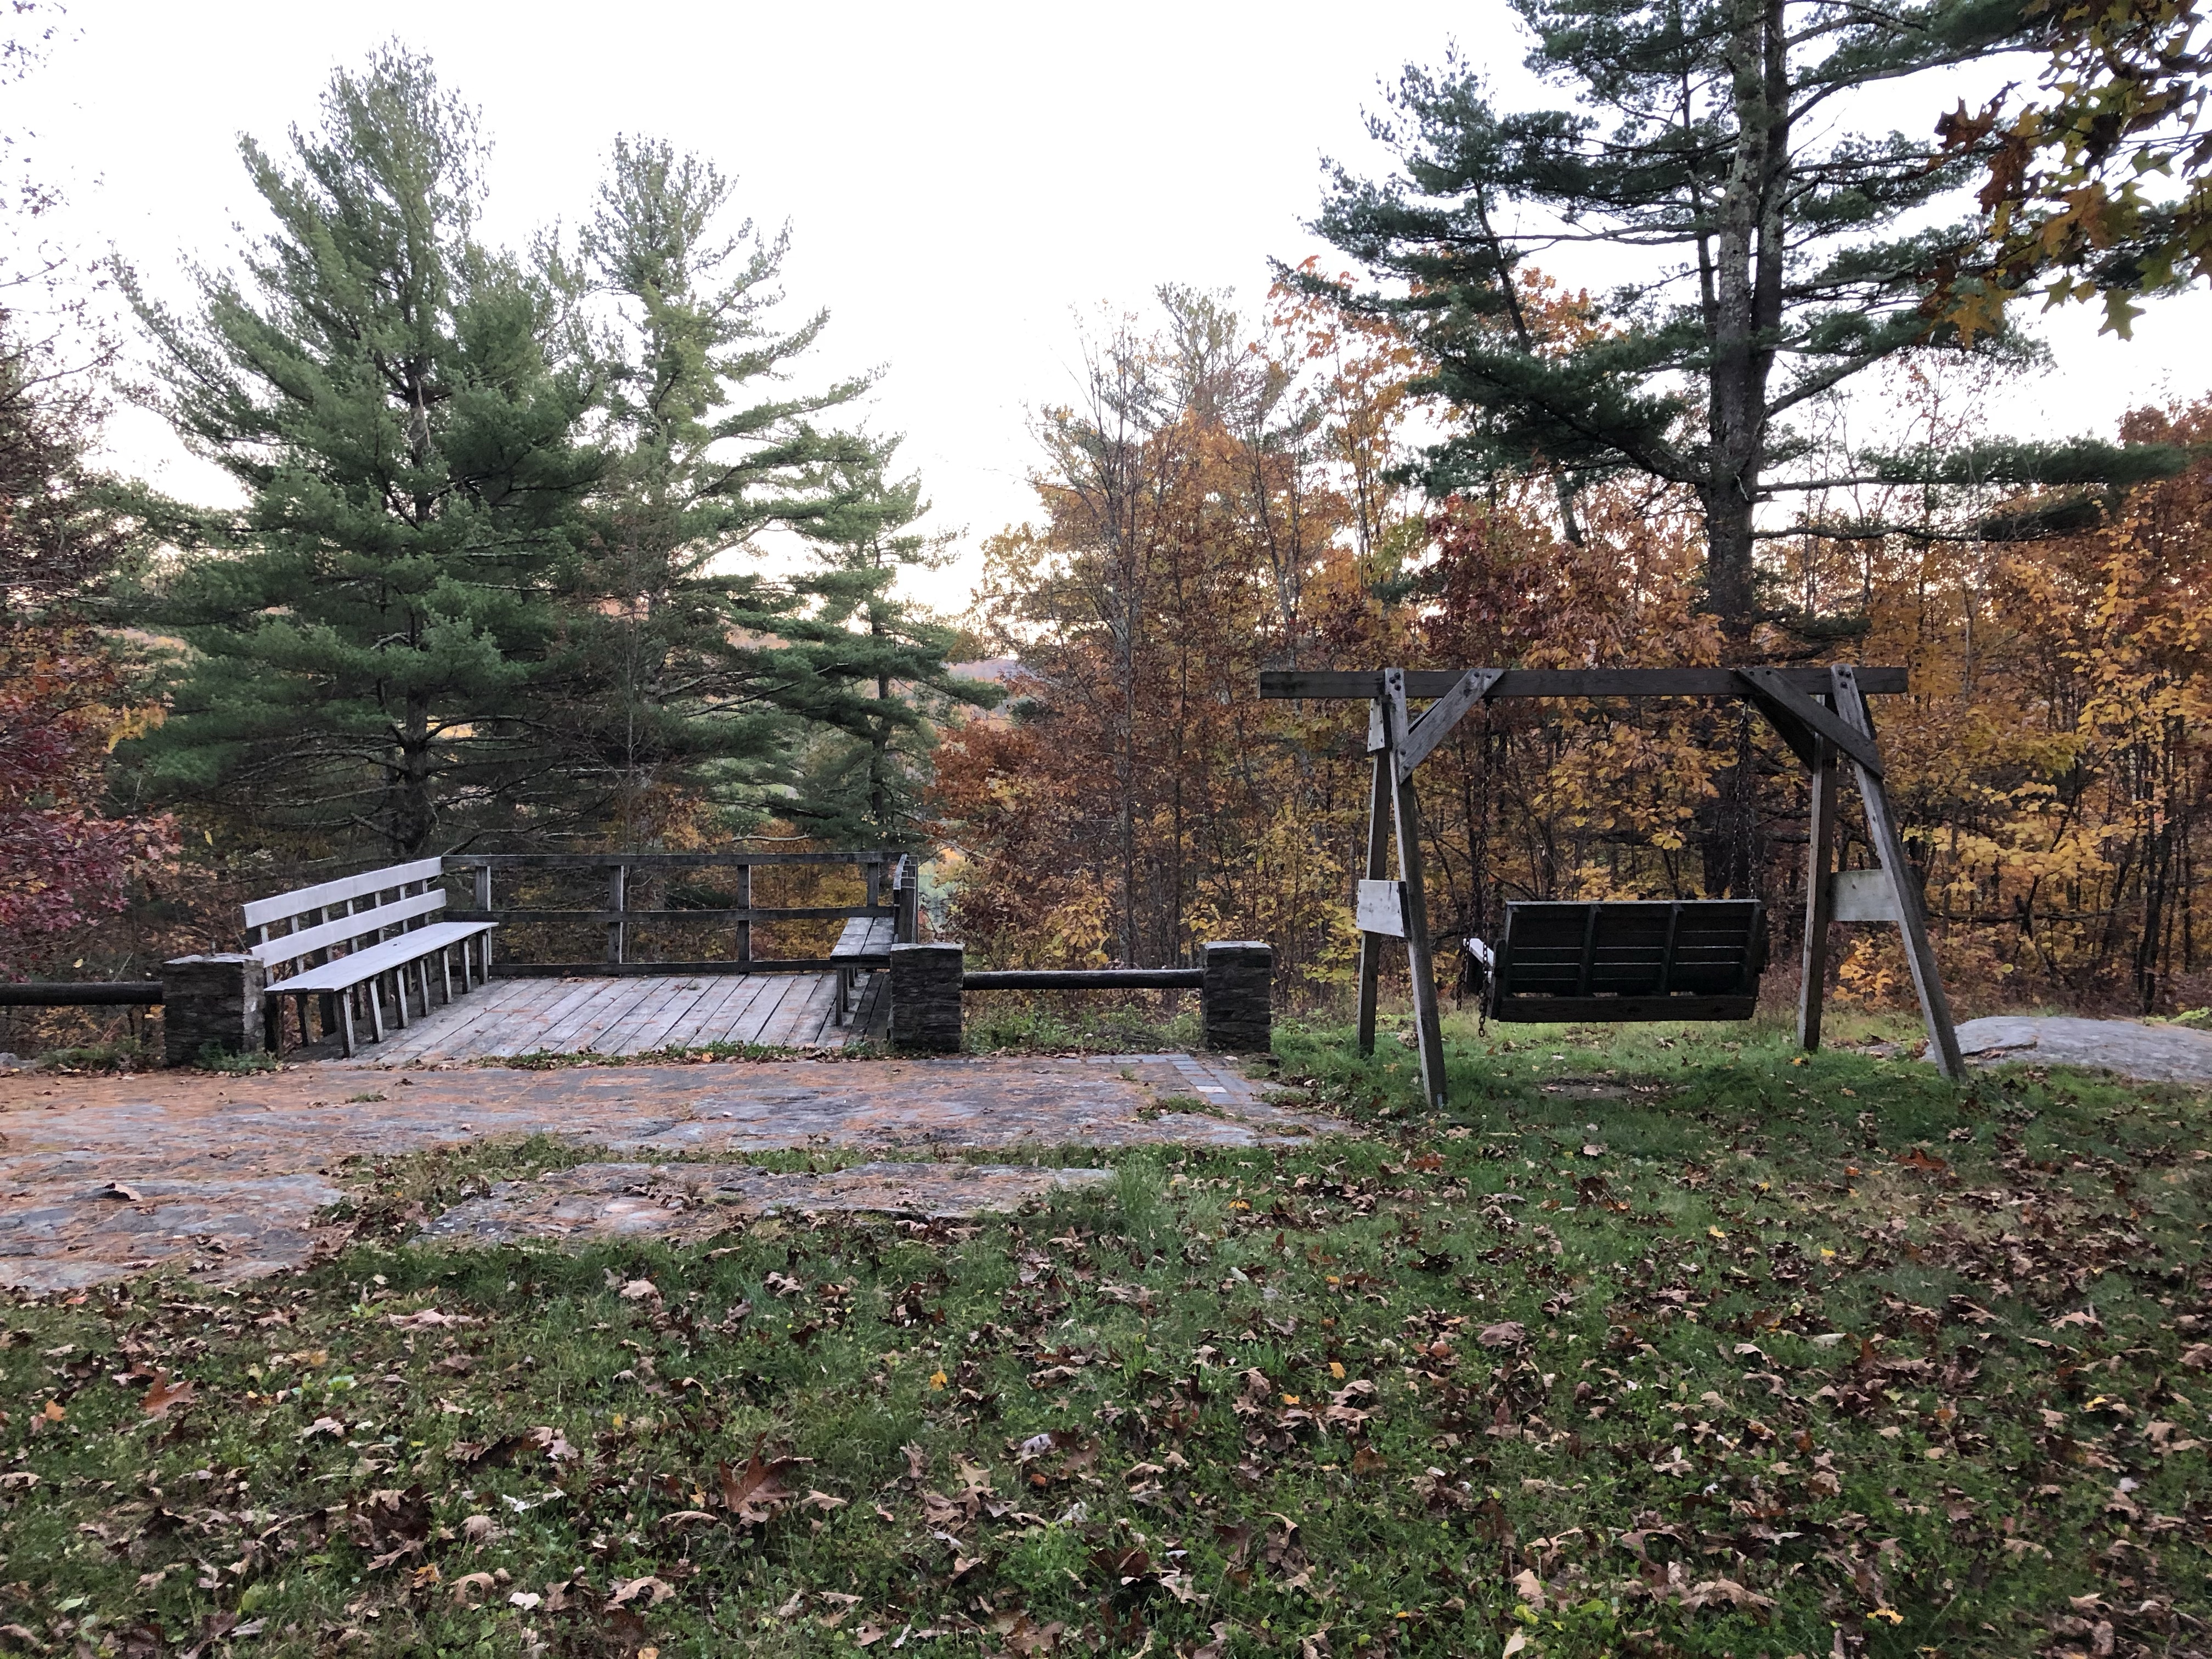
top-left (1492, 899), bottom-right (1765, 1001)
top-left (244, 857), bottom-right (449, 978)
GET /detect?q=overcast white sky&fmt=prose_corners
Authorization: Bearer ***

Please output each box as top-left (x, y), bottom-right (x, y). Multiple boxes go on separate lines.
top-left (13, 0), bottom-right (2210, 612)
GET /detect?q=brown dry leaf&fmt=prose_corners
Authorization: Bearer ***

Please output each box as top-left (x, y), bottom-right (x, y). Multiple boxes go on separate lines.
top-left (718, 1435), bottom-right (809, 1523)
top-left (450, 1572), bottom-right (498, 1607)
top-left (460, 1514), bottom-right (500, 1544)
top-left (608, 1575), bottom-right (674, 1609)
top-left (618, 1278), bottom-right (660, 1301)
top-left (853, 1624), bottom-right (889, 1648)
top-left (1477, 1321), bottom-right (1528, 1349)
top-left (142, 1370), bottom-right (197, 1418)
top-left (385, 1308), bottom-right (479, 1329)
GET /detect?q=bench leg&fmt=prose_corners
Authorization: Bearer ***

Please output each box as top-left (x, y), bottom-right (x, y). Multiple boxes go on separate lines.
top-left (367, 979), bottom-right (386, 1043)
top-left (264, 995), bottom-right (284, 1056)
top-left (320, 993), bottom-right (337, 1043)
top-left (392, 968), bottom-right (411, 1029)
top-left (419, 957), bottom-right (434, 1013)
top-left (337, 992), bottom-right (357, 1058)
top-left (440, 948), bottom-right (454, 1005)
top-left (297, 994), bottom-right (312, 1050)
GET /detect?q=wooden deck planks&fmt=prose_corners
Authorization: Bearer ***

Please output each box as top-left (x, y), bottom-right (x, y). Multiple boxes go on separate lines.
top-left (325, 970), bottom-right (872, 1065)
top-left (684, 975), bottom-right (780, 1048)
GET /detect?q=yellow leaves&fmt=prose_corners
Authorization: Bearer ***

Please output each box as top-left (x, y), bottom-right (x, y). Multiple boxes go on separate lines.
top-left (928, 1370), bottom-right (948, 1391)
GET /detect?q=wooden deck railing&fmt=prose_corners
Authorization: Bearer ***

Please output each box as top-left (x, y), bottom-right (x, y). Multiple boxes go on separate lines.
top-left (443, 851), bottom-right (921, 977)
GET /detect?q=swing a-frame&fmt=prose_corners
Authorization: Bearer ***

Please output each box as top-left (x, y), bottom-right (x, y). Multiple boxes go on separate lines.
top-left (1256, 664), bottom-right (1964, 1108)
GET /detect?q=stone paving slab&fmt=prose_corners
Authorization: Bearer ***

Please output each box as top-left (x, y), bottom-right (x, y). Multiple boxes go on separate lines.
top-left (424, 1160), bottom-right (1116, 1246)
top-left (1948, 1015), bottom-right (2212, 1084)
top-left (0, 1054), bottom-right (1335, 1291)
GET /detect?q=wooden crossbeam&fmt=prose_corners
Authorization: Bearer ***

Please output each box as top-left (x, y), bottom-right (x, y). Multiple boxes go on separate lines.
top-left (1260, 666), bottom-right (1909, 700)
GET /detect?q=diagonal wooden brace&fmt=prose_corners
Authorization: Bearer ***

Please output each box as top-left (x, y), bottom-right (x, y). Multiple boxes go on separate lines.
top-left (1735, 667), bottom-right (1883, 775)
top-left (1396, 667), bottom-right (1503, 782)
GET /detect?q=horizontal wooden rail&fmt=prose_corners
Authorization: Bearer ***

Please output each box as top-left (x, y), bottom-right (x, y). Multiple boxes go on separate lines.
top-left (449, 905), bottom-right (896, 925)
top-left (0, 981), bottom-right (164, 1006)
top-left (962, 968), bottom-right (1204, 990)
top-left (444, 852), bottom-right (889, 869)
top-left (489, 958), bottom-right (859, 979)
top-left (1258, 666), bottom-right (1909, 700)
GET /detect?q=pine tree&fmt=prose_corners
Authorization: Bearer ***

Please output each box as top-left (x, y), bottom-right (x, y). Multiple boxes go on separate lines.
top-left (788, 447), bottom-right (996, 847)
top-left (1311, 0), bottom-right (2089, 650)
top-left (555, 137), bottom-right (986, 847)
top-left (123, 48), bottom-right (595, 855)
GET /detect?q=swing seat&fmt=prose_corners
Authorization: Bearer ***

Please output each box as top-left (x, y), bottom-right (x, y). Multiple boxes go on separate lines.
top-left (1486, 900), bottom-right (1767, 1023)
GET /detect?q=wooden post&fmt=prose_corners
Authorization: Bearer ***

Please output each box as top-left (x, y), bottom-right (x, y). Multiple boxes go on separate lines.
top-left (607, 864), bottom-right (627, 965)
top-left (736, 863), bottom-right (752, 965)
top-left (473, 865), bottom-right (493, 976)
top-left (1831, 666), bottom-right (1965, 1080)
top-left (1385, 669), bottom-right (1450, 1111)
top-left (1355, 698), bottom-right (1392, 1058)
top-left (1798, 735), bottom-right (1839, 1051)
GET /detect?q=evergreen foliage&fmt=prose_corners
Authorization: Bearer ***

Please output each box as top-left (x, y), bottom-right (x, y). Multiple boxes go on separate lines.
top-left (120, 59), bottom-right (977, 857)
top-left (1309, 0), bottom-right (2180, 646)
top-left (551, 138), bottom-right (989, 849)
top-left (123, 49), bottom-right (595, 855)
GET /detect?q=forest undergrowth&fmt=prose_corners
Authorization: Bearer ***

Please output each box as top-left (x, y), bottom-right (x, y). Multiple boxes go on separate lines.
top-left (2, 1022), bottom-right (2207, 1658)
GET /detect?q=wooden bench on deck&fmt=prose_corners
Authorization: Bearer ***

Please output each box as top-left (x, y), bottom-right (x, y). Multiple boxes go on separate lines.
top-left (1484, 899), bottom-right (1767, 1023)
top-left (831, 914), bottom-right (896, 1025)
top-left (245, 858), bottom-right (498, 1057)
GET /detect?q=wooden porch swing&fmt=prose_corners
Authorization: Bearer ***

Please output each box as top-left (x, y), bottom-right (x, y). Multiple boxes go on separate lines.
top-left (1257, 664), bottom-right (1964, 1108)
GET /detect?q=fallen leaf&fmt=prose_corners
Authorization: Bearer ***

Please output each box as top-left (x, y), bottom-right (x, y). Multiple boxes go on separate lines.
top-left (717, 1435), bottom-right (810, 1523)
top-left (608, 1575), bottom-right (674, 1609)
top-left (99, 1181), bottom-right (144, 1202)
top-left (450, 1572), bottom-right (498, 1607)
top-left (618, 1278), bottom-right (660, 1301)
top-left (1477, 1322), bottom-right (1528, 1349)
top-left (507, 1592), bottom-right (541, 1611)
top-left (142, 1371), bottom-right (197, 1418)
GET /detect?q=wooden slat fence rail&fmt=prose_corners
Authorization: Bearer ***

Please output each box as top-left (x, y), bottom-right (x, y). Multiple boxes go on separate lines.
top-left (443, 850), bottom-right (922, 977)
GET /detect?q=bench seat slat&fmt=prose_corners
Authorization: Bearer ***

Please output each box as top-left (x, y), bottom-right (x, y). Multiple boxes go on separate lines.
top-left (267, 921), bottom-right (494, 997)
top-left (832, 916), bottom-right (897, 960)
top-left (242, 857), bottom-right (445, 929)
top-left (255, 889), bottom-right (449, 968)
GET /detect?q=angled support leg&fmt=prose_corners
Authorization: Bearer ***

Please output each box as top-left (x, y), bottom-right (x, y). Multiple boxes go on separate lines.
top-left (337, 992), bottom-right (357, 1059)
top-left (366, 979), bottom-right (386, 1045)
top-left (1832, 665), bottom-right (1965, 1080)
top-left (1798, 736), bottom-right (1839, 1052)
top-left (1386, 669), bottom-right (1450, 1111)
top-left (1355, 699), bottom-right (1393, 1059)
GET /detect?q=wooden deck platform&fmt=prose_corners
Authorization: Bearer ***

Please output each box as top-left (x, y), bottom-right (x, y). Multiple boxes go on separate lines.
top-left (343, 969), bottom-right (888, 1066)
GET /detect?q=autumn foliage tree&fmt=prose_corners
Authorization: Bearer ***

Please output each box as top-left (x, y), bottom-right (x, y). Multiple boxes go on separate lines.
top-left (0, 311), bottom-right (174, 977)
top-left (934, 275), bottom-right (2212, 1016)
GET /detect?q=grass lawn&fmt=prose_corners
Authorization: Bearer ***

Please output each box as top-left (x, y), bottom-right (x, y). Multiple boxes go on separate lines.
top-left (2, 1015), bottom-right (2207, 1658)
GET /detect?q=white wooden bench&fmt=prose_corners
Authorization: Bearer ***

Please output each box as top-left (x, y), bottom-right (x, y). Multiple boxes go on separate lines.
top-left (244, 858), bottom-right (497, 1057)
top-left (831, 914), bottom-right (896, 1025)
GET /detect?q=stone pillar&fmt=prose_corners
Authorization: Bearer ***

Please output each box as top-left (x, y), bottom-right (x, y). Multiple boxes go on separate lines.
top-left (1202, 941), bottom-right (1273, 1053)
top-left (161, 954), bottom-right (268, 1067)
top-left (889, 943), bottom-right (963, 1054)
